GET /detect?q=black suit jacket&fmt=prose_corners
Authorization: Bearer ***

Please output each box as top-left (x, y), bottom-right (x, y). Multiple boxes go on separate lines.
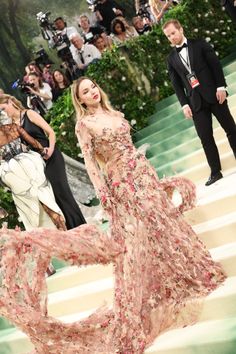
top-left (220, 0), bottom-right (233, 6)
top-left (167, 39), bottom-right (227, 112)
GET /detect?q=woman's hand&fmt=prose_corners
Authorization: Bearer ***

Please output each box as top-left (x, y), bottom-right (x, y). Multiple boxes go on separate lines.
top-left (42, 146), bottom-right (54, 160)
top-left (26, 86), bottom-right (38, 95)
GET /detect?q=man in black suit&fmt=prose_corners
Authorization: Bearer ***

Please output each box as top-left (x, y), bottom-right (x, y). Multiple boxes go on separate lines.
top-left (162, 19), bottom-right (236, 186)
top-left (221, 0), bottom-right (236, 23)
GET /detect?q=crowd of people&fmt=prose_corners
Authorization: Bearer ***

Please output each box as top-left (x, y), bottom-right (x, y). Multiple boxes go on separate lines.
top-left (6, 0), bottom-right (178, 118)
top-left (0, 0), bottom-right (235, 353)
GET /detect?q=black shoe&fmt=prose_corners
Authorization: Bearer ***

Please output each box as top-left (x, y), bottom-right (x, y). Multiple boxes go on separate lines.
top-left (205, 171), bottom-right (223, 186)
top-left (46, 264), bottom-right (56, 277)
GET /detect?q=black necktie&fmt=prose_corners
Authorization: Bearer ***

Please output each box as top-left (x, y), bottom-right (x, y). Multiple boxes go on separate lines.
top-left (79, 51), bottom-right (85, 64)
top-left (176, 42), bottom-right (188, 53)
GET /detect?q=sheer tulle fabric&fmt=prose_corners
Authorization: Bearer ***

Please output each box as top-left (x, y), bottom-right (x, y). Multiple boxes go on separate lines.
top-left (0, 113), bottom-right (226, 353)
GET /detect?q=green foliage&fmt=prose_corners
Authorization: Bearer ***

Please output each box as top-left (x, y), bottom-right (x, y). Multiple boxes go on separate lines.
top-left (46, 89), bottom-right (81, 160)
top-left (0, 188), bottom-right (23, 229)
top-left (47, 0), bottom-right (236, 156)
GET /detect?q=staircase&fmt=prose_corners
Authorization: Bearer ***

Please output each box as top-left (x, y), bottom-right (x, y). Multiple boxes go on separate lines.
top-left (1, 51), bottom-right (236, 353)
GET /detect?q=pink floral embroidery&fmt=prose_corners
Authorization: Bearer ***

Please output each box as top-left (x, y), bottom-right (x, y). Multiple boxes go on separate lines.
top-left (128, 159), bottom-right (137, 169)
top-left (0, 114), bottom-right (226, 354)
top-left (112, 181), bottom-right (120, 187)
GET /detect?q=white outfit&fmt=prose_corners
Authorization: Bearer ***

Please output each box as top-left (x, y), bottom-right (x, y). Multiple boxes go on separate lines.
top-left (27, 82), bottom-right (53, 112)
top-left (0, 151), bottom-right (64, 230)
top-left (72, 43), bottom-right (101, 66)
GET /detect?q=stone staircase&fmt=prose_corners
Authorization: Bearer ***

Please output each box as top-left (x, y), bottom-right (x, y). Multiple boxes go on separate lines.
top-left (1, 51), bottom-right (236, 353)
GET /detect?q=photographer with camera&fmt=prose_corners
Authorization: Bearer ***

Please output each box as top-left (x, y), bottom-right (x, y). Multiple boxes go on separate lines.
top-left (132, 15), bottom-right (152, 35)
top-left (69, 34), bottom-right (101, 75)
top-left (93, 0), bottom-right (124, 34)
top-left (53, 17), bottom-right (79, 58)
top-left (78, 14), bottom-right (104, 42)
top-left (26, 72), bottom-right (53, 115)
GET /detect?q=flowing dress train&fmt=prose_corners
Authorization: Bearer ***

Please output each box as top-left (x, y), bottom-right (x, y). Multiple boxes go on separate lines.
top-left (0, 112), bottom-right (226, 353)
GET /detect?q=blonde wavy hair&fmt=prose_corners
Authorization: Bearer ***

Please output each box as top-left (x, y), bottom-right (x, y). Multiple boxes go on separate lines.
top-left (71, 76), bottom-right (116, 121)
top-left (0, 94), bottom-right (26, 111)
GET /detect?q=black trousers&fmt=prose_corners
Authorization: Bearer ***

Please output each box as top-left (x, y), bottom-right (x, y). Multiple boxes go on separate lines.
top-left (224, 0), bottom-right (236, 23)
top-left (193, 99), bottom-right (236, 174)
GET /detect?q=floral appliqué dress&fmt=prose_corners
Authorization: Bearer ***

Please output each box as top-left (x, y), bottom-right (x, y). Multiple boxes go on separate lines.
top-left (0, 112), bottom-right (225, 354)
top-left (75, 112), bottom-right (226, 352)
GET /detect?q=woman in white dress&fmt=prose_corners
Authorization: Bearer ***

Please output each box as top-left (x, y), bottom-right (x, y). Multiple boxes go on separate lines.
top-left (0, 108), bottom-right (66, 231)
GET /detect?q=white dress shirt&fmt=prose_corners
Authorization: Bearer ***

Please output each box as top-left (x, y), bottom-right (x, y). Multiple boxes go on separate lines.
top-left (73, 43), bottom-right (101, 66)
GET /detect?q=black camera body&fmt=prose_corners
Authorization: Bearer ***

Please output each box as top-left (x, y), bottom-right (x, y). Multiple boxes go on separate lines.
top-left (12, 80), bottom-right (35, 94)
top-left (86, 0), bottom-right (101, 12)
top-left (136, 3), bottom-right (151, 19)
top-left (36, 11), bottom-right (53, 28)
top-left (34, 48), bottom-right (53, 67)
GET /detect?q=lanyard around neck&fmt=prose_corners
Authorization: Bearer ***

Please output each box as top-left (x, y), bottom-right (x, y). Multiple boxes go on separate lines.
top-left (178, 48), bottom-right (192, 73)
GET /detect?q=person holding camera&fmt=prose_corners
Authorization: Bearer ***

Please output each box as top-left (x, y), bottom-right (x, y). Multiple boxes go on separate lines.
top-left (95, 0), bottom-right (124, 34)
top-left (53, 17), bottom-right (79, 59)
top-left (78, 14), bottom-right (105, 42)
top-left (26, 72), bottom-right (53, 115)
top-left (132, 15), bottom-right (152, 35)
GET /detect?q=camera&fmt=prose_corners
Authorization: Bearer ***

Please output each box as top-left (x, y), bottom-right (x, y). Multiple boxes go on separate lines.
top-left (33, 48), bottom-right (54, 67)
top-left (36, 11), bottom-right (52, 28)
top-left (136, 3), bottom-right (151, 19)
top-left (86, 0), bottom-right (101, 12)
top-left (36, 11), bottom-right (69, 51)
top-left (11, 80), bottom-right (35, 94)
top-left (36, 11), bottom-right (81, 80)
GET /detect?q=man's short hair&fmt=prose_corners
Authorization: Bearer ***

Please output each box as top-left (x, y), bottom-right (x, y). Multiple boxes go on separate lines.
top-left (54, 17), bottom-right (65, 23)
top-left (162, 19), bottom-right (182, 31)
top-left (79, 14), bottom-right (90, 22)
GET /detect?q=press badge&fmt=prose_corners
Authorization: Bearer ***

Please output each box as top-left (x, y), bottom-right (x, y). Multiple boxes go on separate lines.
top-left (186, 72), bottom-right (200, 89)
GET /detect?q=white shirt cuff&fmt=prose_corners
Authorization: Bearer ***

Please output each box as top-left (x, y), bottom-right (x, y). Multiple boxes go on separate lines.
top-left (217, 87), bottom-right (226, 91)
top-left (182, 104), bottom-right (189, 110)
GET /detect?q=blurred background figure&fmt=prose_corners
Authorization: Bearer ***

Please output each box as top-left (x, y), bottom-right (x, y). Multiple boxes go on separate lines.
top-left (221, 0), bottom-right (236, 23)
top-left (92, 34), bottom-right (109, 53)
top-left (110, 18), bottom-right (138, 44)
top-left (132, 15), bottom-right (152, 35)
top-left (70, 34), bottom-right (101, 75)
top-left (78, 13), bottom-right (105, 42)
top-left (26, 72), bottom-right (53, 116)
top-left (42, 64), bottom-right (54, 89)
top-left (95, 0), bottom-right (124, 34)
top-left (52, 69), bottom-right (71, 101)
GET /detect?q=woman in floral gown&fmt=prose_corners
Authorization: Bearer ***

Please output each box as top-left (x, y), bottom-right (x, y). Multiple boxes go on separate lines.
top-left (70, 77), bottom-right (226, 351)
top-left (0, 77), bottom-right (225, 353)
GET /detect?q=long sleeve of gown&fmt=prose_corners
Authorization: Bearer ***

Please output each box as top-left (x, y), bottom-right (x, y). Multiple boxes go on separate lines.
top-left (76, 121), bottom-right (108, 198)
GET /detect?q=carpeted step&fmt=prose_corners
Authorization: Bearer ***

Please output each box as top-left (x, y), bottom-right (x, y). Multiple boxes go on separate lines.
top-left (1, 275), bottom-right (236, 354)
top-left (194, 211), bottom-right (236, 249)
top-left (145, 316), bottom-right (236, 354)
top-left (184, 173), bottom-right (236, 225)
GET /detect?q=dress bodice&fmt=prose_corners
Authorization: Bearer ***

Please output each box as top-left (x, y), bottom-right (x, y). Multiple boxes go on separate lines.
top-left (0, 138), bottom-right (24, 162)
top-left (78, 112), bottom-right (135, 165)
top-left (21, 111), bottom-right (49, 148)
